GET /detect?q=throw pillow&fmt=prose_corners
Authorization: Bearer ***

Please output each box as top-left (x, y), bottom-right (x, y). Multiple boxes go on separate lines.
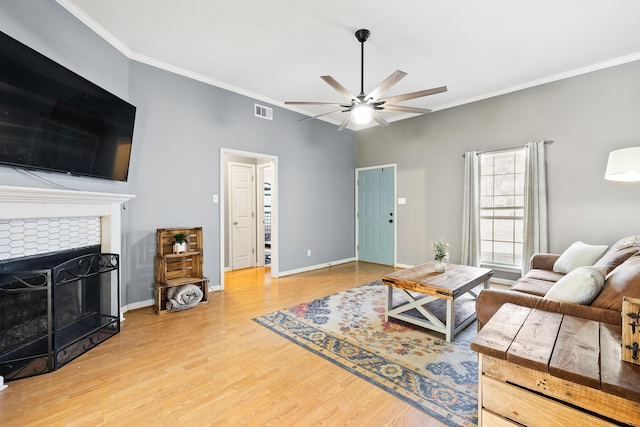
top-left (553, 241), bottom-right (609, 274)
top-left (544, 265), bottom-right (608, 305)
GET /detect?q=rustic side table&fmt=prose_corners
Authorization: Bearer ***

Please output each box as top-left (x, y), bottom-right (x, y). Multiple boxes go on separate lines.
top-left (470, 303), bottom-right (640, 426)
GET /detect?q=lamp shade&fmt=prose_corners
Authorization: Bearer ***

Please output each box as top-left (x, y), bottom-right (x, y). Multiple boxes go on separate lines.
top-left (605, 147), bottom-right (640, 182)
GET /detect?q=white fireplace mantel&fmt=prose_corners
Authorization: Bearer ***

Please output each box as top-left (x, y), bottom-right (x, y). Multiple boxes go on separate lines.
top-left (0, 185), bottom-right (134, 219)
top-left (0, 184), bottom-right (134, 254)
top-left (0, 185), bottom-right (135, 314)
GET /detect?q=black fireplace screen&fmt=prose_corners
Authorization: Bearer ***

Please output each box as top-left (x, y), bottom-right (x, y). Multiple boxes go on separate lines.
top-left (0, 248), bottom-right (120, 381)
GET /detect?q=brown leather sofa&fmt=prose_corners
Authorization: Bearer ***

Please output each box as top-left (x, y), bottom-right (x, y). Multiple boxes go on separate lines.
top-left (476, 235), bottom-right (640, 329)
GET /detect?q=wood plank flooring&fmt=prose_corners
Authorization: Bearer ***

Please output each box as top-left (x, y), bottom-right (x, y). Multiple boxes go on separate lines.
top-left (0, 262), bottom-right (449, 426)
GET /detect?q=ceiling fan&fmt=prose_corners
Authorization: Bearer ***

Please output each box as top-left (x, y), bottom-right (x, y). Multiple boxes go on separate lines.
top-left (285, 29), bottom-right (447, 130)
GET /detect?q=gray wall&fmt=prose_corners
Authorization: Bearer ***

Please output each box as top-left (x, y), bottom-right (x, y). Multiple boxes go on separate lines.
top-left (1, 0), bottom-right (356, 306)
top-left (4, 0), bottom-right (639, 305)
top-left (357, 60), bottom-right (640, 267)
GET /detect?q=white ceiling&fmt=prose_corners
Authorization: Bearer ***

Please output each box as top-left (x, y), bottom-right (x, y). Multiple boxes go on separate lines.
top-left (58, 0), bottom-right (640, 131)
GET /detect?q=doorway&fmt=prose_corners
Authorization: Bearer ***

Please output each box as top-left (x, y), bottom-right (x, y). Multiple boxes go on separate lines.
top-left (220, 148), bottom-right (278, 290)
top-left (356, 164), bottom-right (396, 266)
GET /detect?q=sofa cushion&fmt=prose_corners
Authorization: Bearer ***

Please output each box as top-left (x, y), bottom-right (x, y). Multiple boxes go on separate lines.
top-left (525, 268), bottom-right (565, 283)
top-left (510, 277), bottom-right (556, 297)
top-left (592, 253), bottom-right (640, 311)
top-left (553, 241), bottom-right (609, 274)
top-left (544, 266), bottom-right (607, 305)
top-left (530, 253), bottom-right (560, 271)
top-left (594, 235), bottom-right (640, 274)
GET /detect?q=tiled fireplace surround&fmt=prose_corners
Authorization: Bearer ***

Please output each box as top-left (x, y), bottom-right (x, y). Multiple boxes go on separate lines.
top-left (0, 185), bottom-right (135, 316)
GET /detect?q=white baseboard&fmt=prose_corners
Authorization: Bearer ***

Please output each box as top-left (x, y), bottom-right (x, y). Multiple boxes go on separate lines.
top-left (121, 299), bottom-right (154, 315)
top-left (278, 257), bottom-right (356, 277)
top-left (122, 259), bottom-right (356, 312)
top-left (0, 375), bottom-right (7, 391)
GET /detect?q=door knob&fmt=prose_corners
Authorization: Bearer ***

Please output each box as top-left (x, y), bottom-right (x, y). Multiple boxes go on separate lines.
top-left (234, 221), bottom-right (238, 225)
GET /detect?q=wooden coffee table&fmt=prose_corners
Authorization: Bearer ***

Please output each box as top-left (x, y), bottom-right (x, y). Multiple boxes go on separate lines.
top-left (382, 262), bottom-right (493, 342)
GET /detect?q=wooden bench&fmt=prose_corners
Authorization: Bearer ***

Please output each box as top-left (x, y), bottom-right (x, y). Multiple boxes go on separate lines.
top-left (470, 303), bottom-right (640, 426)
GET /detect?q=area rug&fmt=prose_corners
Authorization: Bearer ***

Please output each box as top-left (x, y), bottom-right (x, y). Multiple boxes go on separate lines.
top-left (253, 281), bottom-right (478, 427)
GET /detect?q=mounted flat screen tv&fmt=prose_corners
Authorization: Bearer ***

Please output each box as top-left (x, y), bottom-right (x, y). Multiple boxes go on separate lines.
top-left (0, 30), bottom-right (136, 182)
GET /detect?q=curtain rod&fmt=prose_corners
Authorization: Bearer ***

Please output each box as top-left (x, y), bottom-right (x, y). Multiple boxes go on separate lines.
top-left (462, 140), bottom-right (553, 157)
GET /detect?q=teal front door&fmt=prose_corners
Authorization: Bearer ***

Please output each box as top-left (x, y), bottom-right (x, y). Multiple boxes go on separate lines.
top-left (357, 167), bottom-right (394, 265)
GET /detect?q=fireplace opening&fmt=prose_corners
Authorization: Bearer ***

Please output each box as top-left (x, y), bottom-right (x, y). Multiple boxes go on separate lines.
top-left (0, 245), bottom-right (120, 381)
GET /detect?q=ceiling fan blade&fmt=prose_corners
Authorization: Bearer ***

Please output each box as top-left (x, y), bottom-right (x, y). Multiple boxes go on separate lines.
top-left (367, 70), bottom-right (407, 101)
top-left (285, 101), bottom-right (345, 106)
top-left (381, 105), bottom-right (433, 114)
top-left (337, 114), bottom-right (352, 131)
top-left (298, 109), bottom-right (347, 122)
top-left (379, 86), bottom-right (447, 104)
top-left (321, 75), bottom-right (357, 102)
top-left (373, 112), bottom-right (389, 127)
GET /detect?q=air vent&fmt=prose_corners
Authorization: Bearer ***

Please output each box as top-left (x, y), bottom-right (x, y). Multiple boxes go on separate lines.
top-left (254, 104), bottom-right (273, 120)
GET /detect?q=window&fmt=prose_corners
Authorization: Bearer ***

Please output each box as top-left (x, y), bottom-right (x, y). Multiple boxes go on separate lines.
top-left (479, 148), bottom-right (526, 268)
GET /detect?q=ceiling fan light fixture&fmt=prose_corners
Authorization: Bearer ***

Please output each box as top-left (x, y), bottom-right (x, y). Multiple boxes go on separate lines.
top-left (351, 103), bottom-right (374, 124)
top-left (285, 29), bottom-right (447, 130)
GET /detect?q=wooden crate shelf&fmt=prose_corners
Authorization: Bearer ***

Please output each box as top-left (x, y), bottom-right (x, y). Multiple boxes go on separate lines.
top-left (155, 252), bottom-right (203, 284)
top-left (156, 227), bottom-right (203, 256)
top-left (154, 227), bottom-right (208, 314)
top-left (153, 278), bottom-right (209, 315)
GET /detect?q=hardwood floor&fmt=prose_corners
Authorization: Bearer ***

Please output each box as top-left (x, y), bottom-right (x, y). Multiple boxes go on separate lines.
top-left (0, 262), bottom-right (449, 426)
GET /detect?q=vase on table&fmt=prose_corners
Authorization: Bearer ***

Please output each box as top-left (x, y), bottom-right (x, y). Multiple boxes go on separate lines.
top-left (431, 239), bottom-right (449, 273)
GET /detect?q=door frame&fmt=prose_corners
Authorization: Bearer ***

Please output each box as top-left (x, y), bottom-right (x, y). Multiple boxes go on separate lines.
top-left (355, 164), bottom-right (397, 266)
top-left (220, 148), bottom-right (279, 290)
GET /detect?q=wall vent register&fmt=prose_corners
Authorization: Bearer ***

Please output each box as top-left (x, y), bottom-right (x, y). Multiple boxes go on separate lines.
top-left (255, 104), bottom-right (273, 120)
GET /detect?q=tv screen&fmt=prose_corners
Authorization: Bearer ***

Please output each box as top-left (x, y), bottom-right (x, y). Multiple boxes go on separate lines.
top-left (0, 30), bottom-right (136, 182)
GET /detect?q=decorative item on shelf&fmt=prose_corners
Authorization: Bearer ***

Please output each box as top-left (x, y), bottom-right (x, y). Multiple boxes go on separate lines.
top-left (622, 296), bottom-right (640, 365)
top-left (166, 283), bottom-right (204, 312)
top-left (173, 233), bottom-right (188, 254)
top-left (432, 238), bottom-right (449, 273)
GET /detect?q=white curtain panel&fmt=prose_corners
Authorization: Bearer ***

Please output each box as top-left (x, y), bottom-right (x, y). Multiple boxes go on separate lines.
top-left (522, 140), bottom-right (550, 273)
top-left (461, 151), bottom-right (480, 266)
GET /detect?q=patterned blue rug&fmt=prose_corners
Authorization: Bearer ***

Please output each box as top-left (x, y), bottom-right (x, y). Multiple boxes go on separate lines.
top-left (254, 281), bottom-right (478, 426)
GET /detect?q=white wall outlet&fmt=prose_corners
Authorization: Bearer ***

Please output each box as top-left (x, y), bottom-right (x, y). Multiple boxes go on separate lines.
top-left (307, 249), bottom-right (311, 256)
top-left (213, 194), bottom-right (219, 203)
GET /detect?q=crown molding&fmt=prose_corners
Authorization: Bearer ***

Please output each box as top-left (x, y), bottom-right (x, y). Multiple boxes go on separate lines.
top-left (432, 52), bottom-right (640, 112)
top-left (56, 1), bottom-right (640, 131)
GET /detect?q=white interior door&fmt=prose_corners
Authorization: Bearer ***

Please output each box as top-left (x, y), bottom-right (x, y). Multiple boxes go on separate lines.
top-left (230, 162), bottom-right (256, 270)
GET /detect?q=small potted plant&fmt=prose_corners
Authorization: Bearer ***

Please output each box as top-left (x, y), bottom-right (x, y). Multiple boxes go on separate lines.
top-left (432, 239), bottom-right (449, 273)
top-left (173, 233), bottom-right (188, 254)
